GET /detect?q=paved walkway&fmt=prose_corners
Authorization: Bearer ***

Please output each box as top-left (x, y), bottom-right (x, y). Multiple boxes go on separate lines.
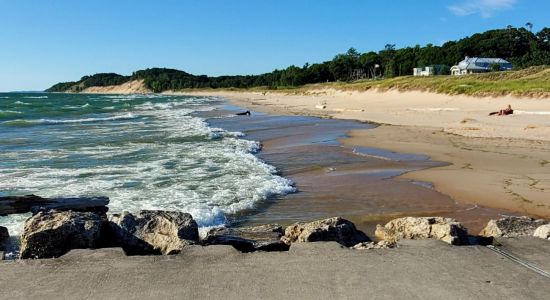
top-left (1, 238), bottom-right (548, 299)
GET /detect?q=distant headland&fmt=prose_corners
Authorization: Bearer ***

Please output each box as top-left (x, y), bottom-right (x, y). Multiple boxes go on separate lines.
top-left (46, 26), bottom-right (550, 98)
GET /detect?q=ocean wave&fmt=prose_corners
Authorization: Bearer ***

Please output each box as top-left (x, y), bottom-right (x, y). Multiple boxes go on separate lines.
top-left (23, 95), bottom-right (48, 99)
top-left (0, 110), bottom-right (22, 117)
top-left (0, 94), bottom-right (294, 231)
top-left (14, 101), bottom-right (30, 105)
top-left (2, 113), bottom-right (138, 126)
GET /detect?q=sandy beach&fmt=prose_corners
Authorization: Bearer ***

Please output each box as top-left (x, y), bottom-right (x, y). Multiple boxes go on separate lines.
top-left (183, 89), bottom-right (550, 220)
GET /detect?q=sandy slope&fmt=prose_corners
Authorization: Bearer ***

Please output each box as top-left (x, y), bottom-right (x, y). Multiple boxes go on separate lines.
top-left (82, 80), bottom-right (151, 94)
top-left (182, 89), bottom-right (550, 218)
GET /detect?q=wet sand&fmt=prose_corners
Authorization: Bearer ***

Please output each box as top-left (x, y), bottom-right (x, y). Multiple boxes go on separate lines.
top-left (343, 126), bottom-right (550, 220)
top-left (206, 107), bottom-right (510, 235)
top-left (187, 90), bottom-right (550, 225)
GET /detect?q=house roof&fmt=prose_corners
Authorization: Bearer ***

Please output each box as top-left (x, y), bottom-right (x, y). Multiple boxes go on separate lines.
top-left (457, 57), bottom-right (512, 70)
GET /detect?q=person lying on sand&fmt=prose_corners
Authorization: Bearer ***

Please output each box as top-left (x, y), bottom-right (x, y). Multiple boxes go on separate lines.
top-left (489, 104), bottom-right (513, 116)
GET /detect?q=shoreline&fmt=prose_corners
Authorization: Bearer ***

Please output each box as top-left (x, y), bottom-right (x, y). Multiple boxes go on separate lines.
top-left (206, 109), bottom-right (507, 234)
top-left (178, 89), bottom-right (550, 141)
top-left (2, 92), bottom-right (549, 300)
top-left (182, 89), bottom-right (550, 220)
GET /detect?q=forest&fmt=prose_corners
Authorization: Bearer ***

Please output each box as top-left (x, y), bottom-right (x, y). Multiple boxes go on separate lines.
top-left (47, 25), bottom-right (550, 93)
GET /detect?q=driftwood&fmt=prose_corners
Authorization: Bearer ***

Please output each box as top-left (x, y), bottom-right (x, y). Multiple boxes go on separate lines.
top-left (0, 195), bottom-right (109, 216)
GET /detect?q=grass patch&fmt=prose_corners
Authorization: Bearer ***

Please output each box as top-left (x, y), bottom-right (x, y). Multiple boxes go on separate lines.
top-left (180, 66), bottom-right (550, 98)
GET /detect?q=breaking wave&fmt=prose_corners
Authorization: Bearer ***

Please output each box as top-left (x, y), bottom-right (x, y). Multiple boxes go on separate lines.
top-left (0, 93), bottom-right (294, 235)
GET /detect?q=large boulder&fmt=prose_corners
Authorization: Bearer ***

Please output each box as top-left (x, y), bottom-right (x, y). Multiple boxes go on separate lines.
top-left (203, 224), bottom-right (288, 252)
top-left (375, 217), bottom-right (469, 245)
top-left (281, 217), bottom-right (370, 247)
top-left (20, 210), bottom-right (106, 259)
top-left (479, 216), bottom-right (548, 238)
top-left (108, 210), bottom-right (199, 255)
top-left (533, 224), bottom-right (550, 240)
top-left (0, 226), bottom-right (8, 245)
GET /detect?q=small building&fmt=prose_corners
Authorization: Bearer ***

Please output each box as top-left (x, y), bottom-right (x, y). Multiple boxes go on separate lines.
top-left (450, 57), bottom-right (512, 76)
top-left (413, 66), bottom-right (434, 76)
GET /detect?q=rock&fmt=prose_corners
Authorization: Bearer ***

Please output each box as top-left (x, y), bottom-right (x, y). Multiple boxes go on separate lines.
top-left (479, 216), bottom-right (548, 238)
top-left (203, 224), bottom-right (288, 252)
top-left (0, 195), bottom-right (109, 216)
top-left (20, 210), bottom-right (106, 259)
top-left (375, 217), bottom-right (469, 245)
top-left (281, 217), bottom-right (370, 247)
top-left (108, 210), bottom-right (199, 255)
top-left (533, 224), bottom-right (550, 240)
top-left (0, 226), bottom-right (8, 246)
top-left (352, 240), bottom-right (396, 250)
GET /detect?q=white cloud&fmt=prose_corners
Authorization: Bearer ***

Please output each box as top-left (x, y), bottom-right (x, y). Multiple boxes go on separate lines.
top-left (448, 0), bottom-right (517, 18)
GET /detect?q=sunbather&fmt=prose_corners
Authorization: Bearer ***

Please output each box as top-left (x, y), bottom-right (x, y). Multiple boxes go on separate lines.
top-left (489, 104), bottom-right (513, 116)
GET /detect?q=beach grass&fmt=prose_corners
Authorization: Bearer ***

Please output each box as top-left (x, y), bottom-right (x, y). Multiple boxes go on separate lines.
top-left (182, 66), bottom-right (550, 98)
top-left (292, 66), bottom-right (550, 98)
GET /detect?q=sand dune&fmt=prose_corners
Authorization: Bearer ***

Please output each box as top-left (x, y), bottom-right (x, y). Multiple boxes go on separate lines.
top-left (82, 80), bottom-right (151, 94)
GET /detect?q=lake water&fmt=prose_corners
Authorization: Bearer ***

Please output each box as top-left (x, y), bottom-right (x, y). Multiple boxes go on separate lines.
top-left (0, 93), bottom-right (294, 235)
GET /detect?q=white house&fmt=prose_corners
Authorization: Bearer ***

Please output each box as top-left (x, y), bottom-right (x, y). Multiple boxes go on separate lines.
top-left (413, 66), bottom-right (434, 76)
top-left (451, 57), bottom-right (512, 76)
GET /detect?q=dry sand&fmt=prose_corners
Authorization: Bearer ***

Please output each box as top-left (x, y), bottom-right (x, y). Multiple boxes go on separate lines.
top-left (183, 89), bottom-right (550, 141)
top-left (183, 89), bottom-right (550, 219)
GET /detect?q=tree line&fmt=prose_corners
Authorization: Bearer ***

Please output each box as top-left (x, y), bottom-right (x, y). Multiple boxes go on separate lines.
top-left (47, 25), bottom-right (550, 93)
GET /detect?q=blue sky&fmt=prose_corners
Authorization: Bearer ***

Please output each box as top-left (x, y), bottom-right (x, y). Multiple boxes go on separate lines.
top-left (0, 0), bottom-right (548, 91)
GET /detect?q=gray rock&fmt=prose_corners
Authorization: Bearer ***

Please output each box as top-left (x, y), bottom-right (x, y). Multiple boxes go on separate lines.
top-left (533, 224), bottom-right (550, 240)
top-left (203, 224), bottom-right (288, 252)
top-left (108, 210), bottom-right (199, 255)
top-left (352, 240), bottom-right (396, 250)
top-left (20, 210), bottom-right (106, 259)
top-left (281, 217), bottom-right (370, 247)
top-left (0, 226), bottom-right (8, 246)
top-left (0, 195), bottom-right (109, 216)
top-left (375, 217), bottom-right (469, 245)
top-left (479, 216), bottom-right (548, 238)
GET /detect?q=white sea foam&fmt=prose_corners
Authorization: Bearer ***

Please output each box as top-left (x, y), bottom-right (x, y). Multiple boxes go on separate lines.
top-left (14, 101), bottom-right (30, 105)
top-left (23, 96), bottom-right (48, 99)
top-left (0, 94), bottom-right (294, 232)
top-left (0, 110), bottom-right (21, 114)
top-left (0, 214), bottom-right (30, 236)
top-left (3, 113), bottom-right (138, 126)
